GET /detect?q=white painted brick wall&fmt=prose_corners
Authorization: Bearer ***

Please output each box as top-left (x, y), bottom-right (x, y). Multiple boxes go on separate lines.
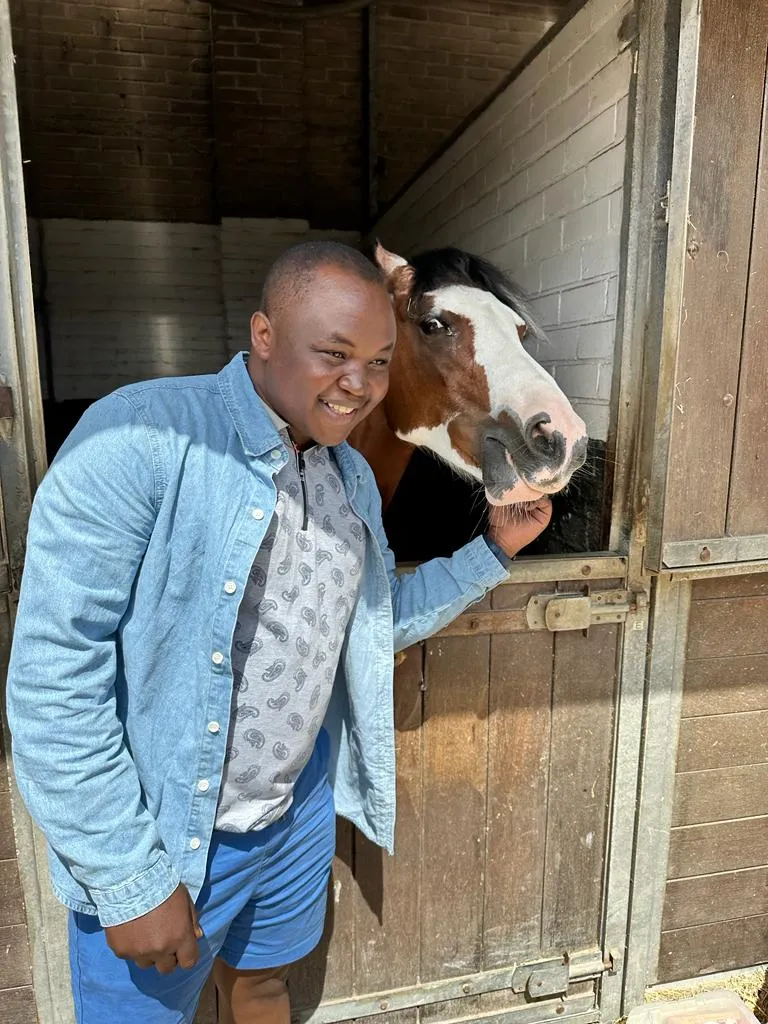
top-left (221, 219), bottom-right (360, 358)
top-left (38, 219), bottom-right (359, 400)
top-left (43, 220), bottom-right (227, 401)
top-left (374, 0), bottom-right (634, 440)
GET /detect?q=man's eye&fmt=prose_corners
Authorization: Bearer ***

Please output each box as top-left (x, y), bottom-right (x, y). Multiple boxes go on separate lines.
top-left (326, 351), bottom-right (346, 360)
top-left (370, 359), bottom-right (390, 367)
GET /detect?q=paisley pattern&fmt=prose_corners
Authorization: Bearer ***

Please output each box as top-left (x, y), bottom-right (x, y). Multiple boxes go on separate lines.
top-left (216, 440), bottom-right (365, 834)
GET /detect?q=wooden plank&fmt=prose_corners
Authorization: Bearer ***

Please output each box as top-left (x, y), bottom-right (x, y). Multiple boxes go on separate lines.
top-left (667, 815), bottom-right (768, 878)
top-left (0, 987), bottom-right (37, 1024)
top-left (677, 711), bottom-right (768, 771)
top-left (290, 820), bottom-right (355, 1011)
top-left (436, 609), bottom-right (527, 638)
top-left (686, 596), bottom-right (768, 660)
top-left (0, 861), bottom-right (24, 929)
top-left (194, 977), bottom-right (219, 1024)
top-left (0, 926), bottom-right (31, 991)
top-left (692, 573), bottom-right (768, 601)
top-left (658, 913), bottom-right (768, 983)
top-left (483, 582), bottom-right (554, 965)
top-left (662, 865), bottom-right (768, 930)
top-left (420, 625), bottom-right (490, 981)
top-left (672, 763), bottom-right (768, 825)
top-left (542, 611), bottom-right (618, 950)
top-left (354, 647), bottom-right (423, 993)
top-left (728, 53), bottom-right (768, 536)
top-left (663, 0), bottom-right (768, 541)
top-left (0, 789), bottom-right (15, 862)
top-left (682, 654), bottom-right (768, 717)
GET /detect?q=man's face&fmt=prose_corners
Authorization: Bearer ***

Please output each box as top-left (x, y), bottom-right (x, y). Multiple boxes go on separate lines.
top-left (249, 265), bottom-right (397, 447)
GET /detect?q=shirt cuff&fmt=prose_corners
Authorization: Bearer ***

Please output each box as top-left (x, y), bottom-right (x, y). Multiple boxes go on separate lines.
top-left (483, 534), bottom-right (515, 570)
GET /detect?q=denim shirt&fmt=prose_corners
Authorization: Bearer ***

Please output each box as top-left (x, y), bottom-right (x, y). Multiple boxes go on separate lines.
top-left (6, 353), bottom-right (508, 927)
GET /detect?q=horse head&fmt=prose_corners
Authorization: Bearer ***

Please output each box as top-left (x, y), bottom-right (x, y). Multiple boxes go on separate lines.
top-left (366, 243), bottom-right (589, 509)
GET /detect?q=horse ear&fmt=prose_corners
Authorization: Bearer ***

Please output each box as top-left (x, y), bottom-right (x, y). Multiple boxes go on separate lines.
top-left (374, 241), bottom-right (409, 278)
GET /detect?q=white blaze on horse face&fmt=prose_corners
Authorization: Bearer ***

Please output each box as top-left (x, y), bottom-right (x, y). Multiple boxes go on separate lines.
top-left (394, 421), bottom-right (484, 483)
top-left (412, 284), bottom-right (587, 497)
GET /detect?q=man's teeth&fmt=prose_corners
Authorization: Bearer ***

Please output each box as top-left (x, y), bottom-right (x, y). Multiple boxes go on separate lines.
top-left (325, 401), bottom-right (355, 415)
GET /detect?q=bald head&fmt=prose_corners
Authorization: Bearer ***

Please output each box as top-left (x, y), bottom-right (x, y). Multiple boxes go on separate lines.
top-left (261, 241), bottom-right (386, 317)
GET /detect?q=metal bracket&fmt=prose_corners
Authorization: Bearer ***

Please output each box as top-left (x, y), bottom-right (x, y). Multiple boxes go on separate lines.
top-left (511, 957), bottom-right (568, 999)
top-left (526, 589), bottom-right (647, 632)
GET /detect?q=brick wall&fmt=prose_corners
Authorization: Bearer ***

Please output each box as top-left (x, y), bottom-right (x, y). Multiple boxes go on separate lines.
top-left (36, 218), bottom-right (360, 401)
top-left (11, 0), bottom-right (215, 222)
top-left (11, 0), bottom-right (567, 227)
top-left (376, 0), bottom-right (563, 204)
top-left (221, 219), bottom-right (359, 356)
top-left (212, 10), bottom-right (362, 227)
top-left (373, 0), bottom-right (633, 440)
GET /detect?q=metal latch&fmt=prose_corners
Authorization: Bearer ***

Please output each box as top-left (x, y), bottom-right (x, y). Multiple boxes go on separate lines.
top-left (526, 589), bottom-right (647, 632)
top-left (511, 957), bottom-right (568, 999)
top-left (511, 947), bottom-right (622, 1000)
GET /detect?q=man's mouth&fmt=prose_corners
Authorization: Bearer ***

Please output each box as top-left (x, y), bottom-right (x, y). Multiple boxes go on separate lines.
top-left (319, 399), bottom-right (360, 419)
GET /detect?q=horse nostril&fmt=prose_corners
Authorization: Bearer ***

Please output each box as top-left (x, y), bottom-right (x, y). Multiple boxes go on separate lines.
top-left (524, 412), bottom-right (564, 464)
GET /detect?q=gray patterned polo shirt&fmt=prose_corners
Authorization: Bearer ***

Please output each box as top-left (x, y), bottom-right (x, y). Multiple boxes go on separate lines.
top-left (215, 434), bottom-right (365, 832)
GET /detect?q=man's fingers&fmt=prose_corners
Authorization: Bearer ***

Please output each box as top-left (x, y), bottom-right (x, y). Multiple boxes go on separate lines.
top-left (176, 928), bottom-right (201, 970)
top-left (153, 953), bottom-right (179, 976)
top-left (189, 896), bottom-right (204, 941)
top-left (133, 956), bottom-right (154, 970)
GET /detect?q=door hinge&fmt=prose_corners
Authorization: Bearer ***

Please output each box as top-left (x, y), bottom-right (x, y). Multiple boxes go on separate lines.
top-left (526, 589), bottom-right (648, 632)
top-left (0, 384), bottom-right (14, 441)
top-left (511, 947), bottom-right (622, 1000)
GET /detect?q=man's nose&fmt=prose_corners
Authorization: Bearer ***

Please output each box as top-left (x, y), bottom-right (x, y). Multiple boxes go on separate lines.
top-left (339, 367), bottom-right (366, 396)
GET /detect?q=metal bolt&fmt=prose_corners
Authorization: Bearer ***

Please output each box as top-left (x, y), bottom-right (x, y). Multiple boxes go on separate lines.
top-left (556, 1006), bottom-right (565, 1015)
top-left (581, 564), bottom-right (592, 576)
top-left (469, 618), bottom-right (479, 630)
top-left (699, 546), bottom-right (712, 562)
top-left (380, 1002), bottom-right (389, 1011)
top-left (723, 392), bottom-right (734, 407)
top-left (687, 240), bottom-right (700, 257)
top-left (462, 984), bottom-right (471, 994)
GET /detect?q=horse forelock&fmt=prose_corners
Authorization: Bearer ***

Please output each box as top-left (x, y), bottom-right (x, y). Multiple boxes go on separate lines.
top-left (407, 247), bottom-right (546, 342)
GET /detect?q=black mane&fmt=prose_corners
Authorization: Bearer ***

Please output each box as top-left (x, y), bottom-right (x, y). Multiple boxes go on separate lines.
top-left (407, 246), bottom-right (546, 341)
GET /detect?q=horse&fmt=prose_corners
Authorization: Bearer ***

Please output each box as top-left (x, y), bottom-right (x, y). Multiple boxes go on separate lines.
top-left (348, 244), bottom-right (589, 526)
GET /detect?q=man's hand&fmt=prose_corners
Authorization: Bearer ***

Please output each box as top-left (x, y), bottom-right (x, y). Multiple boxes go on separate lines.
top-left (104, 884), bottom-right (204, 974)
top-left (487, 496), bottom-right (553, 558)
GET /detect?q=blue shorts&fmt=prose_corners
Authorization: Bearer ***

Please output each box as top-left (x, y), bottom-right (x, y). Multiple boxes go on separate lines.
top-left (69, 733), bottom-right (335, 1023)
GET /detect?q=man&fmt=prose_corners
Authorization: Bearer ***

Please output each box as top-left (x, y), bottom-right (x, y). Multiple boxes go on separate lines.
top-left (7, 242), bottom-right (552, 1023)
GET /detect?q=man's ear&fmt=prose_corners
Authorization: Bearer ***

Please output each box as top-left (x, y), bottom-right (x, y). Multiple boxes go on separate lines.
top-left (250, 311), bottom-right (273, 360)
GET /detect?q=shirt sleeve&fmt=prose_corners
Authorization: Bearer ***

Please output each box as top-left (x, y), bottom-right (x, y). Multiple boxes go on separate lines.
top-left (6, 392), bottom-right (181, 926)
top-left (356, 461), bottom-right (510, 653)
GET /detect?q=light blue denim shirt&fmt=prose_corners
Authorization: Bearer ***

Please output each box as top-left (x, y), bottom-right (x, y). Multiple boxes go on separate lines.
top-left (6, 353), bottom-right (508, 927)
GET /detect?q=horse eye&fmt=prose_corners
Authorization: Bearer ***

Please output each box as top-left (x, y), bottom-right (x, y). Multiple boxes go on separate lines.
top-left (420, 316), bottom-right (447, 336)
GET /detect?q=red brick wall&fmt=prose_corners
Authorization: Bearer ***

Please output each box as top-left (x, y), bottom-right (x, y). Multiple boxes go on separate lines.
top-left (11, 0), bottom-right (215, 222)
top-left (376, 1), bottom-right (561, 203)
top-left (11, 0), bottom-right (567, 226)
top-left (212, 10), bottom-right (361, 226)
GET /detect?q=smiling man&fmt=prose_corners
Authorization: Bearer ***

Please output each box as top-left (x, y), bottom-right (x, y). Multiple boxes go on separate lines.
top-left (6, 241), bottom-right (551, 1024)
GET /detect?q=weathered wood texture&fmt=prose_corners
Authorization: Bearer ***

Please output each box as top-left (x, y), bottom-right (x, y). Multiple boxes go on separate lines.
top-left (662, 0), bottom-right (768, 544)
top-left (659, 575), bottom-right (768, 982)
top-left (290, 583), bottom-right (619, 1014)
top-left (0, 725), bottom-right (34, 1022)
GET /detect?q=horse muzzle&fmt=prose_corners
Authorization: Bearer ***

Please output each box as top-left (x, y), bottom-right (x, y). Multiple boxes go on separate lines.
top-left (480, 416), bottom-right (588, 505)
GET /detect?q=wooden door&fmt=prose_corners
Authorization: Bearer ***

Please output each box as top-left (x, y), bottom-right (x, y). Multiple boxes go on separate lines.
top-left (288, 555), bottom-right (635, 1024)
top-left (647, 0), bottom-right (768, 570)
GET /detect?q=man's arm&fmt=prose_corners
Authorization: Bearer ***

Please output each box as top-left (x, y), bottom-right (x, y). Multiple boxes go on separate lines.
top-left (359, 464), bottom-right (550, 653)
top-left (6, 393), bottom-right (181, 927)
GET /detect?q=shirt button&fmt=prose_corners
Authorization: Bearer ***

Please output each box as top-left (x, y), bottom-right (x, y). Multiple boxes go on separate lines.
top-left (190, 837), bottom-right (201, 850)
top-left (197, 779), bottom-right (210, 793)
top-left (251, 508), bottom-right (265, 521)
top-left (211, 651), bottom-right (224, 666)
top-left (270, 449), bottom-right (282, 461)
top-left (223, 580), bottom-right (237, 594)
top-left (207, 721), bottom-right (220, 734)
